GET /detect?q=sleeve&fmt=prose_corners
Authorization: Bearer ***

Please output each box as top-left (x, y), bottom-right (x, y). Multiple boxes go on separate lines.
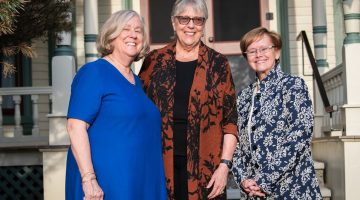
top-left (255, 77), bottom-right (314, 194)
top-left (232, 90), bottom-right (252, 188)
top-left (232, 144), bottom-right (249, 187)
top-left (67, 64), bottom-right (103, 124)
top-left (221, 58), bottom-right (239, 139)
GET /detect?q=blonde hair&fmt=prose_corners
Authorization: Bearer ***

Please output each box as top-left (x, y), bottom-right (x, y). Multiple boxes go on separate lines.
top-left (240, 27), bottom-right (282, 59)
top-left (96, 10), bottom-right (149, 61)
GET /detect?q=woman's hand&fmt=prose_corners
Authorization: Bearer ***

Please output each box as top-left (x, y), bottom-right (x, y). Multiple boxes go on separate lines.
top-left (82, 179), bottom-right (104, 200)
top-left (241, 179), bottom-right (266, 197)
top-left (206, 164), bottom-right (229, 199)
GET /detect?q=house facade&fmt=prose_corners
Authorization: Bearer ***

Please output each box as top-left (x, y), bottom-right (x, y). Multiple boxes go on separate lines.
top-left (1, 0), bottom-right (359, 199)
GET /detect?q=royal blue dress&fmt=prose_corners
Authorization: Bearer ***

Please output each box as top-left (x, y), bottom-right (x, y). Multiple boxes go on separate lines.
top-left (65, 58), bottom-right (167, 200)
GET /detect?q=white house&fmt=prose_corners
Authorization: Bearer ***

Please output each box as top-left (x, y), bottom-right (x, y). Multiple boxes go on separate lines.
top-left (1, 0), bottom-right (359, 199)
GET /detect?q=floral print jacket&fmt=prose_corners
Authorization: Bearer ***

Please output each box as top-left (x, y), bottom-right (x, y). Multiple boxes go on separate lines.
top-left (232, 64), bottom-right (322, 199)
top-left (139, 41), bottom-right (238, 200)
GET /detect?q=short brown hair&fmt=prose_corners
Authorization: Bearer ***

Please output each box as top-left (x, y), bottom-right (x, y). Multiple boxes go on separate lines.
top-left (240, 27), bottom-right (282, 59)
top-left (96, 10), bottom-right (149, 61)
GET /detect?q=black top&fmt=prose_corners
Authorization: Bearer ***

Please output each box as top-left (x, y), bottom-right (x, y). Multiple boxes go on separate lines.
top-left (173, 59), bottom-right (197, 156)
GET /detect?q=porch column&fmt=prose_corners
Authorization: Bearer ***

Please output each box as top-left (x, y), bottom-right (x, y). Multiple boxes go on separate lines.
top-left (312, 0), bottom-right (329, 71)
top-left (312, 0), bottom-right (329, 138)
top-left (49, 13), bottom-right (74, 145)
top-left (342, 0), bottom-right (360, 136)
top-left (84, 0), bottom-right (99, 63)
top-left (43, 11), bottom-right (75, 200)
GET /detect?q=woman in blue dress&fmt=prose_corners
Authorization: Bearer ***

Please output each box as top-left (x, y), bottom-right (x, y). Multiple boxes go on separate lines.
top-left (65, 10), bottom-right (167, 200)
top-left (232, 27), bottom-right (322, 199)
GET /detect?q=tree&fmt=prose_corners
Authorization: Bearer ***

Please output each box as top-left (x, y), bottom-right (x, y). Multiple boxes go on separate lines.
top-left (0, 0), bottom-right (72, 76)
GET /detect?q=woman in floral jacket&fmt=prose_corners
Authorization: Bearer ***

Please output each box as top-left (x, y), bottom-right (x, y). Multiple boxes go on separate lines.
top-left (232, 27), bottom-right (322, 199)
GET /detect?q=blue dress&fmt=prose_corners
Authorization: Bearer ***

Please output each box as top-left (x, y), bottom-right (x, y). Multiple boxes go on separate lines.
top-left (65, 59), bottom-right (167, 200)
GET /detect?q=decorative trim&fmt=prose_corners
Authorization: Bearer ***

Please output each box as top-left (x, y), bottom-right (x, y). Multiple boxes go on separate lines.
top-left (344, 13), bottom-right (360, 20)
top-left (54, 45), bottom-right (74, 56)
top-left (316, 59), bottom-right (329, 67)
top-left (84, 34), bottom-right (97, 42)
top-left (313, 26), bottom-right (327, 34)
top-left (344, 33), bottom-right (360, 44)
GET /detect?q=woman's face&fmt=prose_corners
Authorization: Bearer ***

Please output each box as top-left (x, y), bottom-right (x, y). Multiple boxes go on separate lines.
top-left (112, 16), bottom-right (143, 59)
top-left (246, 34), bottom-right (280, 80)
top-left (172, 5), bottom-right (205, 50)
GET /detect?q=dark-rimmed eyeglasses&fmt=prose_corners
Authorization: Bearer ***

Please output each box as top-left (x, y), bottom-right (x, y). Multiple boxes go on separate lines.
top-left (244, 46), bottom-right (275, 57)
top-left (175, 16), bottom-right (206, 26)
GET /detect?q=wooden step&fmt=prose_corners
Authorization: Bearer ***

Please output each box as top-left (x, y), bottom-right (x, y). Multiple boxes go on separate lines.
top-left (314, 161), bottom-right (332, 199)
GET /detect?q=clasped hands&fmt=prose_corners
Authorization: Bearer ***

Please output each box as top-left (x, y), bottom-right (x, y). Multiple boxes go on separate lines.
top-left (241, 179), bottom-right (266, 197)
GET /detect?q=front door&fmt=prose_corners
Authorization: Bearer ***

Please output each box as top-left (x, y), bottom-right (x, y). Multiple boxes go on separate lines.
top-left (140, 0), bottom-right (269, 93)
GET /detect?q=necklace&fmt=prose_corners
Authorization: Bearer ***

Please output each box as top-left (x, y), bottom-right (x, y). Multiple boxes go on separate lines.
top-left (105, 55), bottom-right (135, 85)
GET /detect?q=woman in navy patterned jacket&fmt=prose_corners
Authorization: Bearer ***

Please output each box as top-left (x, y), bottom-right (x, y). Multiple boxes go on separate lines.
top-left (232, 27), bottom-right (322, 199)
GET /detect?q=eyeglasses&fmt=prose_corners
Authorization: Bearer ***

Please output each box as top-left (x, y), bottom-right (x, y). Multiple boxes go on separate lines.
top-left (244, 46), bottom-right (275, 57)
top-left (175, 16), bottom-right (206, 26)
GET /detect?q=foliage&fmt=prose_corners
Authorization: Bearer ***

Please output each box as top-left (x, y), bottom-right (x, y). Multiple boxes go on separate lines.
top-left (0, 0), bottom-right (23, 36)
top-left (0, 0), bottom-right (72, 76)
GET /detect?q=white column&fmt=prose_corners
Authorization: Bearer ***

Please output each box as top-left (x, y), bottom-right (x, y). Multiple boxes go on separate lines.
top-left (50, 11), bottom-right (74, 145)
top-left (84, 0), bottom-right (99, 63)
top-left (44, 9), bottom-right (75, 200)
top-left (312, 0), bottom-right (329, 137)
top-left (42, 148), bottom-right (68, 200)
top-left (342, 0), bottom-right (360, 136)
top-left (312, 0), bottom-right (329, 71)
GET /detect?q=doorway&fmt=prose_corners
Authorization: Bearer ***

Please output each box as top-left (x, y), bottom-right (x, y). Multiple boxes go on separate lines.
top-left (140, 0), bottom-right (269, 93)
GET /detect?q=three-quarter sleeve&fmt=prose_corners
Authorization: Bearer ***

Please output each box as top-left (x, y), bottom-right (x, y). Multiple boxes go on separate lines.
top-left (67, 64), bottom-right (103, 124)
top-left (221, 59), bottom-right (239, 138)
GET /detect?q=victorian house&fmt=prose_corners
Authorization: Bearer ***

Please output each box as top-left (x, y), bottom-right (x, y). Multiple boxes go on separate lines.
top-left (1, 0), bottom-right (359, 199)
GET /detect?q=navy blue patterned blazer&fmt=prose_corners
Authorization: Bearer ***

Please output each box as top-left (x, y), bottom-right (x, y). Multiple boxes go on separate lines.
top-left (232, 64), bottom-right (322, 199)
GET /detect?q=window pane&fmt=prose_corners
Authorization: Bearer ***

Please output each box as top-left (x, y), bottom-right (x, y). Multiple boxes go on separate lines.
top-left (149, 0), bottom-right (175, 44)
top-left (214, 0), bottom-right (260, 42)
top-left (227, 55), bottom-right (255, 94)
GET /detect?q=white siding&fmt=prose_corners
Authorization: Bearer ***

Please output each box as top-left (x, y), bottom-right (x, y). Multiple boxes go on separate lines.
top-left (31, 39), bottom-right (50, 135)
top-left (287, 0), bottom-right (337, 101)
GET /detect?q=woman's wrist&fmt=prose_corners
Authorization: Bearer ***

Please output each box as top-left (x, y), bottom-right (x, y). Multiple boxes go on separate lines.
top-left (81, 171), bottom-right (96, 183)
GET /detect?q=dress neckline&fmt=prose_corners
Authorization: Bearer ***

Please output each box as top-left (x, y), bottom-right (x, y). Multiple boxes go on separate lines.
top-left (101, 58), bottom-right (136, 86)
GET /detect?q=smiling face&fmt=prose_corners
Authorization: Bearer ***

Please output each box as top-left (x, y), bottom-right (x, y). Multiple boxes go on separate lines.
top-left (246, 34), bottom-right (281, 80)
top-left (111, 16), bottom-right (143, 60)
top-left (172, 5), bottom-right (205, 50)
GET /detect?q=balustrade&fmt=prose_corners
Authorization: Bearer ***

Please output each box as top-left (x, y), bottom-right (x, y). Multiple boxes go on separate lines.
top-left (0, 87), bottom-right (52, 147)
top-left (321, 64), bottom-right (344, 134)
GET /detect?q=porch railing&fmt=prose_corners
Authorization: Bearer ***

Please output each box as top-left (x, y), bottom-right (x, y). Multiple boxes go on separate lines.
top-left (321, 64), bottom-right (344, 134)
top-left (0, 86), bottom-right (52, 148)
top-left (297, 31), bottom-right (344, 135)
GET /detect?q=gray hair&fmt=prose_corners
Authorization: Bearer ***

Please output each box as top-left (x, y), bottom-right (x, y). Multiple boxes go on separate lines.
top-left (171, 0), bottom-right (208, 19)
top-left (96, 10), bottom-right (149, 61)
